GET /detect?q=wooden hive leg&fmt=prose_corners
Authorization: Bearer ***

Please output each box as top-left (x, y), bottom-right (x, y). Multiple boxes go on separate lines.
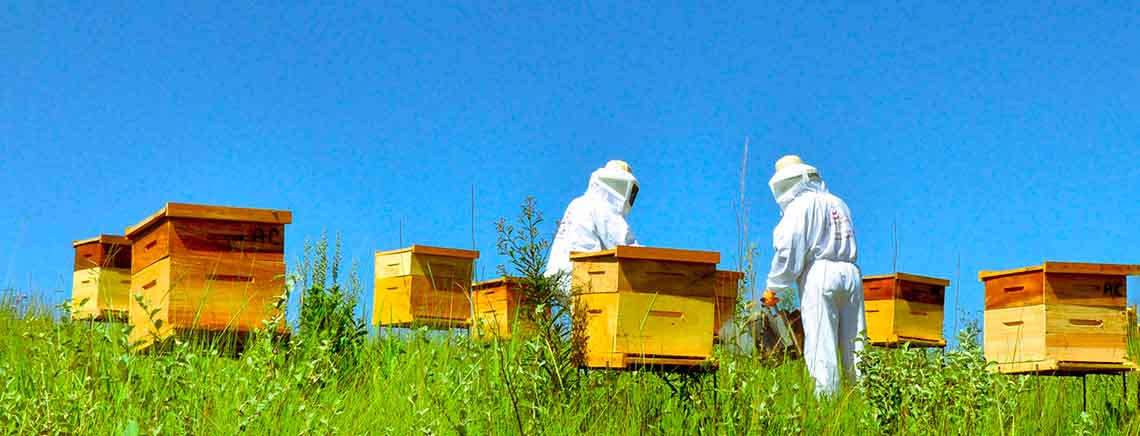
top-left (1082, 375), bottom-right (1087, 412)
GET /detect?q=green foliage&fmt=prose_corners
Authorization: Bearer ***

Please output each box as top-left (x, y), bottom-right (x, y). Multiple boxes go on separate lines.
top-left (296, 231), bottom-right (368, 362)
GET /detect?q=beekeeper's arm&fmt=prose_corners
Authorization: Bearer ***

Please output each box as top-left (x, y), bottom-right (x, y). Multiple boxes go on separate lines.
top-left (766, 202), bottom-right (810, 293)
top-left (594, 207), bottom-right (639, 248)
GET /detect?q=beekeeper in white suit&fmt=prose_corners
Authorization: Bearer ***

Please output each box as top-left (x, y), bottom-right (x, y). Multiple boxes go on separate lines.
top-left (764, 155), bottom-right (864, 396)
top-left (545, 160), bottom-right (640, 291)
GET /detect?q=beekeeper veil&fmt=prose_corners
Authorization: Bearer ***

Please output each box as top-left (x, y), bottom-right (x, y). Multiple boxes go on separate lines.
top-left (768, 155), bottom-right (824, 212)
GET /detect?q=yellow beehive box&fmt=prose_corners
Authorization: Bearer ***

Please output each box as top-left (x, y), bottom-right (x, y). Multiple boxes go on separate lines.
top-left (125, 203), bottom-right (291, 349)
top-left (713, 270), bottom-right (743, 336)
top-left (471, 277), bottom-right (545, 341)
top-left (571, 246), bottom-right (719, 369)
top-left (862, 273), bottom-right (949, 348)
top-left (372, 245), bottom-right (478, 328)
top-left (71, 235), bottom-right (132, 321)
top-left (980, 261), bottom-right (1140, 374)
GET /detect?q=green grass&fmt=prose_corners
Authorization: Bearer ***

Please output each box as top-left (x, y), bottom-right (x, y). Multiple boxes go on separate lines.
top-left (1, 297), bottom-right (1139, 435)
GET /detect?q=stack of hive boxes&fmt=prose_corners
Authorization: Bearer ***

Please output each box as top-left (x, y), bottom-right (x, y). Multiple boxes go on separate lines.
top-left (571, 246), bottom-right (719, 369)
top-left (372, 245), bottom-right (478, 328)
top-left (71, 235), bottom-right (132, 321)
top-left (981, 261), bottom-right (1140, 374)
top-left (125, 203), bottom-right (291, 349)
top-left (862, 273), bottom-right (949, 348)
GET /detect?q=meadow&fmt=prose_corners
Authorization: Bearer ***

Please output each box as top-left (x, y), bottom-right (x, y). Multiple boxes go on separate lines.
top-left (2, 200), bottom-right (1138, 435)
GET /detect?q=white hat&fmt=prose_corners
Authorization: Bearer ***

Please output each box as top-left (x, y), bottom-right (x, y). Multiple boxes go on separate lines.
top-left (768, 155), bottom-right (819, 207)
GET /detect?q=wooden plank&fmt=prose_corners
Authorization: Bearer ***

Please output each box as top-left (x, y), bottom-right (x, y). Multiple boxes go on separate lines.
top-left (71, 267), bottom-right (132, 321)
top-left (984, 305), bottom-right (1047, 364)
top-left (126, 203), bottom-right (292, 237)
top-left (1044, 273), bottom-right (1127, 309)
top-left (979, 264), bottom-right (1045, 281)
top-left (712, 270), bottom-right (742, 335)
top-left (374, 250), bottom-right (475, 280)
top-left (864, 299), bottom-right (896, 344)
top-left (130, 219), bottom-right (286, 274)
top-left (617, 259), bottom-right (716, 297)
top-left (575, 292), bottom-right (714, 369)
top-left (896, 272), bottom-right (951, 287)
top-left (570, 246), bottom-right (720, 265)
top-left (898, 279), bottom-right (945, 305)
top-left (892, 300), bottom-right (945, 344)
top-left (1044, 304), bottom-right (1128, 363)
top-left (372, 275), bottom-right (472, 327)
top-left (983, 270), bottom-right (1045, 310)
top-left (863, 276), bottom-right (896, 301)
top-left (374, 245), bottom-right (479, 260)
top-left (571, 258), bottom-right (620, 294)
top-left (992, 360), bottom-right (1135, 375)
top-left (129, 254), bottom-right (287, 349)
top-left (73, 234), bottom-right (131, 247)
top-left (74, 237), bottom-right (132, 270)
top-left (1044, 262), bottom-right (1140, 276)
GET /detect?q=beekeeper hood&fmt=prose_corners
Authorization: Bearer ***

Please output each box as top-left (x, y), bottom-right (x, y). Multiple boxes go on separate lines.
top-left (768, 155), bottom-right (824, 211)
top-left (587, 160), bottom-right (639, 216)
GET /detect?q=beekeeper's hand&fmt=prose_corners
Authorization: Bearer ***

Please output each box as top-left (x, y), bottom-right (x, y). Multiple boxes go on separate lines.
top-left (762, 289), bottom-right (780, 308)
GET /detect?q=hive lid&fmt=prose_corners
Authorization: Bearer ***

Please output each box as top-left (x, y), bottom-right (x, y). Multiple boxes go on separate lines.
top-left (979, 261), bottom-right (1140, 281)
top-left (472, 276), bottom-right (522, 290)
top-left (72, 234), bottom-right (130, 247)
top-left (126, 202), bottom-right (293, 237)
top-left (863, 272), bottom-right (950, 287)
top-left (570, 245), bottom-right (720, 264)
top-left (375, 244), bottom-right (480, 260)
top-left (716, 270), bottom-right (745, 280)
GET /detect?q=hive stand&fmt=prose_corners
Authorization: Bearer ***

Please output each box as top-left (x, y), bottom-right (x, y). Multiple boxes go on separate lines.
top-left (125, 203), bottom-right (292, 351)
top-left (863, 272), bottom-right (949, 348)
top-left (71, 235), bottom-right (132, 321)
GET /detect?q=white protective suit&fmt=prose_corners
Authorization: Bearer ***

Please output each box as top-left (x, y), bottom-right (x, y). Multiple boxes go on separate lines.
top-left (766, 157), bottom-right (864, 396)
top-left (545, 162), bottom-right (640, 292)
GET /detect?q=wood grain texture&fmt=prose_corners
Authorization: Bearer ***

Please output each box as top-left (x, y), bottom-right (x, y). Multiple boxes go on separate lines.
top-left (372, 275), bottom-right (472, 327)
top-left (71, 267), bottom-right (132, 321)
top-left (898, 280), bottom-right (945, 305)
top-left (130, 219), bottom-right (286, 273)
top-left (128, 255), bottom-right (287, 349)
top-left (984, 303), bottom-right (1130, 373)
top-left (126, 203), bottom-right (292, 237)
top-left (73, 238), bottom-right (132, 270)
top-left (991, 360), bottom-right (1135, 375)
top-left (712, 270), bottom-right (742, 335)
top-left (374, 245), bottom-right (479, 260)
top-left (574, 291), bottom-right (714, 369)
top-left (374, 249), bottom-right (476, 280)
top-left (982, 270), bottom-right (1046, 309)
top-left (570, 255), bottom-right (716, 297)
top-left (470, 278), bottom-right (544, 341)
top-left (862, 276), bottom-right (896, 301)
top-left (1044, 273), bottom-right (1126, 309)
top-left (570, 245), bottom-right (720, 264)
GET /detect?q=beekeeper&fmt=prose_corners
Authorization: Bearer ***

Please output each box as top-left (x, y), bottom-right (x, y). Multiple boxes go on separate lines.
top-left (764, 155), bottom-right (864, 396)
top-left (545, 160), bottom-right (640, 292)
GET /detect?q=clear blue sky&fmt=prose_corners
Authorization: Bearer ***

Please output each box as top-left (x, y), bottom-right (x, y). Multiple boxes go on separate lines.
top-left (3, 3), bottom-right (1138, 341)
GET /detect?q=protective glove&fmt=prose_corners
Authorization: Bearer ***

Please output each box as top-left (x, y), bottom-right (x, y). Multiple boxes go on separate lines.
top-left (761, 289), bottom-right (780, 308)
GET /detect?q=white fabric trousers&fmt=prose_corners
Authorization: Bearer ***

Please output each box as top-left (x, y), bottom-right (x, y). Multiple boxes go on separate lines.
top-left (799, 259), bottom-right (865, 396)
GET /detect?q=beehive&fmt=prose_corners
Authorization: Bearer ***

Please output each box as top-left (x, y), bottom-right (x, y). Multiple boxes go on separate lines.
top-left (862, 273), bottom-right (949, 347)
top-left (713, 270), bottom-right (744, 336)
top-left (125, 203), bottom-right (291, 349)
top-left (372, 245), bottom-right (478, 328)
top-left (470, 277), bottom-right (545, 340)
top-left (571, 246), bottom-right (718, 369)
top-left (71, 235), bottom-right (132, 321)
top-left (980, 262), bottom-right (1140, 374)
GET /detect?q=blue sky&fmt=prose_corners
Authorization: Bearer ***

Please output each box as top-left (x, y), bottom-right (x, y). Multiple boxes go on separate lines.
top-left (2, 3), bottom-right (1138, 342)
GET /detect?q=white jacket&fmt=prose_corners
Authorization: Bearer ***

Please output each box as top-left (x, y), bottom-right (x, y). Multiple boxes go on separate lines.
top-left (765, 180), bottom-right (858, 293)
top-left (545, 171), bottom-right (639, 284)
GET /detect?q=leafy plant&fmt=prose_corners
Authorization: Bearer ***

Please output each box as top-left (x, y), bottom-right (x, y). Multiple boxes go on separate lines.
top-left (296, 231), bottom-right (368, 364)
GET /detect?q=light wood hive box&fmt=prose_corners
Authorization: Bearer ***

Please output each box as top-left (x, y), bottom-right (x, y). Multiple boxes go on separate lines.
top-left (471, 277), bottom-right (546, 341)
top-left (863, 273), bottom-right (949, 348)
top-left (571, 246), bottom-right (719, 369)
top-left (980, 262), bottom-right (1140, 374)
top-left (713, 270), bottom-right (743, 336)
top-left (125, 203), bottom-right (291, 349)
top-left (71, 235), bottom-right (133, 321)
top-left (372, 245), bottom-right (478, 328)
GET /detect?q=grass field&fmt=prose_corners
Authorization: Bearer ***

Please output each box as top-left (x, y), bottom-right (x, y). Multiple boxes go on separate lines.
top-left (1, 294), bottom-right (1139, 435)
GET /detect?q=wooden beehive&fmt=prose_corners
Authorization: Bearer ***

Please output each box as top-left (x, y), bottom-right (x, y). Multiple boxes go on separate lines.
top-left (71, 235), bottom-right (132, 321)
top-left (372, 245), bottom-right (478, 328)
top-left (980, 262), bottom-right (1140, 374)
top-left (862, 273), bottom-right (949, 348)
top-left (470, 277), bottom-right (545, 341)
top-left (571, 246), bottom-right (718, 369)
top-left (713, 270), bottom-right (743, 336)
top-left (125, 203), bottom-right (291, 349)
